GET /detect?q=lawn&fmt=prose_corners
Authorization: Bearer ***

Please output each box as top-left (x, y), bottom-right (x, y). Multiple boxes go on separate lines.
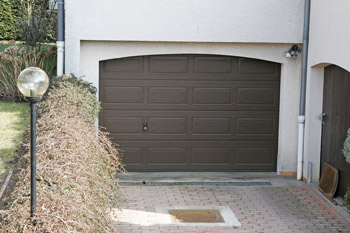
top-left (0, 102), bottom-right (29, 177)
top-left (0, 41), bottom-right (55, 52)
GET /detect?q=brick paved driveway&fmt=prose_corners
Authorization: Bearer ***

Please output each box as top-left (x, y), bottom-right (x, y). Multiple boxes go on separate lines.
top-left (112, 185), bottom-right (350, 233)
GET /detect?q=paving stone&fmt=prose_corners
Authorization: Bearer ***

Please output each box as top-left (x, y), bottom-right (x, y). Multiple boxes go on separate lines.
top-left (112, 185), bottom-right (350, 232)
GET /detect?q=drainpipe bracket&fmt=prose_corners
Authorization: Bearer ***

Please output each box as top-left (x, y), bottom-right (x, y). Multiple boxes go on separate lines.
top-left (56, 41), bottom-right (65, 50)
top-left (56, 41), bottom-right (65, 77)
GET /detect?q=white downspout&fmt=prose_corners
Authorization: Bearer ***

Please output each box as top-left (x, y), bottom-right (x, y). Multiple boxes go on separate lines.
top-left (297, 116), bottom-right (305, 180)
top-left (297, 0), bottom-right (311, 181)
top-left (56, 0), bottom-right (64, 76)
top-left (57, 41), bottom-right (64, 76)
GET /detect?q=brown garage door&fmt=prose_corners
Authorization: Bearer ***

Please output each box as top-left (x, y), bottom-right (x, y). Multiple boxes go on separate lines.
top-left (99, 55), bottom-right (280, 171)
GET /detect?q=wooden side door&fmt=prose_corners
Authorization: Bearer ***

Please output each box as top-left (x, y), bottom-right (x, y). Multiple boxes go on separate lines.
top-left (321, 65), bottom-right (350, 197)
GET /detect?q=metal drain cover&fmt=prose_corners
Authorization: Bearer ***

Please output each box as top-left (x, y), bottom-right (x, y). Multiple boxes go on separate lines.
top-left (169, 209), bottom-right (224, 223)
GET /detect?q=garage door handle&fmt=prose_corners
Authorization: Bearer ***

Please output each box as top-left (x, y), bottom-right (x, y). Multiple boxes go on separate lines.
top-left (143, 122), bottom-right (148, 131)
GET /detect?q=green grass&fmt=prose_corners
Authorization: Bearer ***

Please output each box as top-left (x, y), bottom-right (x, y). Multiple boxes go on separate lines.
top-left (0, 102), bottom-right (30, 174)
top-left (0, 41), bottom-right (55, 52)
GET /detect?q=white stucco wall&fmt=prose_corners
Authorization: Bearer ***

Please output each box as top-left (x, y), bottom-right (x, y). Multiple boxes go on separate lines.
top-left (67, 0), bottom-right (303, 42)
top-left (308, 0), bottom-right (350, 71)
top-left (304, 0), bottom-right (350, 180)
top-left (65, 0), bottom-right (304, 75)
top-left (79, 41), bottom-right (302, 173)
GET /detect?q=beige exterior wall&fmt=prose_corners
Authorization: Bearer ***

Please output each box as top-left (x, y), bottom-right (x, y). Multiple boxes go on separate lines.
top-left (65, 0), bottom-right (304, 76)
top-left (64, 0), bottom-right (306, 174)
top-left (304, 0), bottom-right (350, 180)
top-left (66, 0), bottom-right (303, 42)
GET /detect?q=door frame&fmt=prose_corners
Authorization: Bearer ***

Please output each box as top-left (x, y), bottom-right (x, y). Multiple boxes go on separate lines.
top-left (304, 63), bottom-right (350, 182)
top-left (80, 41), bottom-right (302, 174)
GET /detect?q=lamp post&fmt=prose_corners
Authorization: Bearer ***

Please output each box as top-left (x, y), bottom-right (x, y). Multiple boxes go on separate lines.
top-left (17, 67), bottom-right (49, 216)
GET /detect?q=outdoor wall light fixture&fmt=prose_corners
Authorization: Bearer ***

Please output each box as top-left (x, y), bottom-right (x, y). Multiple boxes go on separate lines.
top-left (284, 45), bottom-right (301, 58)
top-left (17, 67), bottom-right (49, 216)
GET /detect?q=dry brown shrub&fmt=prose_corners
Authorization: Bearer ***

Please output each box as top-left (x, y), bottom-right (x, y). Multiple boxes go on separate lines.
top-left (0, 80), bottom-right (124, 232)
top-left (0, 45), bottom-right (56, 101)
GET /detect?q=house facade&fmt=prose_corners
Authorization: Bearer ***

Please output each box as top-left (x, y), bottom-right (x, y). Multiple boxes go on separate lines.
top-left (304, 0), bottom-right (350, 196)
top-left (63, 0), bottom-right (350, 195)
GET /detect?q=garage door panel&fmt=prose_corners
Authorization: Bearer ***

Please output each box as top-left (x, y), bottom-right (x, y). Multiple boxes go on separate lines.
top-left (237, 87), bottom-right (278, 106)
top-left (103, 87), bottom-right (144, 103)
top-left (148, 87), bottom-right (188, 104)
top-left (100, 55), bottom-right (280, 171)
top-left (100, 55), bottom-right (280, 81)
top-left (110, 133), bottom-right (278, 142)
top-left (101, 73), bottom-right (280, 82)
top-left (236, 118), bottom-right (276, 135)
top-left (101, 103), bottom-right (279, 111)
top-left (148, 117), bottom-right (187, 135)
top-left (100, 80), bottom-right (279, 88)
top-left (149, 56), bottom-right (189, 73)
top-left (192, 148), bottom-right (231, 165)
top-left (101, 56), bottom-right (280, 79)
top-left (101, 109), bottom-right (279, 120)
top-left (235, 147), bottom-right (274, 164)
top-left (194, 56), bottom-right (232, 74)
top-left (100, 80), bottom-right (279, 111)
top-left (238, 58), bottom-right (277, 75)
top-left (103, 117), bottom-right (143, 135)
top-left (102, 110), bottom-right (278, 141)
top-left (193, 88), bottom-right (232, 104)
top-left (147, 148), bottom-right (188, 165)
top-left (103, 56), bottom-right (144, 73)
top-left (119, 141), bottom-right (276, 171)
top-left (192, 118), bottom-right (231, 135)
top-left (121, 147), bottom-right (143, 165)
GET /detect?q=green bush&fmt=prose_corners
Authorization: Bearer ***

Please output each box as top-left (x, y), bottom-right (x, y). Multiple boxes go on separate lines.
top-left (0, 44), bottom-right (56, 101)
top-left (344, 187), bottom-right (350, 213)
top-left (0, 0), bottom-right (20, 40)
top-left (0, 77), bottom-right (124, 232)
top-left (343, 129), bottom-right (350, 213)
top-left (342, 128), bottom-right (350, 164)
top-left (0, 0), bottom-right (57, 43)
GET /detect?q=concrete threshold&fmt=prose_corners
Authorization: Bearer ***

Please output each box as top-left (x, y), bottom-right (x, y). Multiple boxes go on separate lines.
top-left (116, 172), bottom-right (306, 187)
top-left (120, 181), bottom-right (272, 186)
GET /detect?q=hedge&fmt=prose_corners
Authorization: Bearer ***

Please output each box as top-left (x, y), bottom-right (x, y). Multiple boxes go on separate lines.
top-left (0, 76), bottom-right (125, 232)
top-left (0, 0), bottom-right (20, 40)
top-left (0, 0), bottom-right (57, 42)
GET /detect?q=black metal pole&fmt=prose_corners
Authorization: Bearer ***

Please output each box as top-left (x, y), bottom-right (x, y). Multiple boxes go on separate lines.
top-left (30, 101), bottom-right (37, 216)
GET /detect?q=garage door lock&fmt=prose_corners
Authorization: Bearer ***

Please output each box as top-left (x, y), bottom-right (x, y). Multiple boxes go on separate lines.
top-left (143, 122), bottom-right (148, 131)
top-left (319, 112), bottom-right (326, 124)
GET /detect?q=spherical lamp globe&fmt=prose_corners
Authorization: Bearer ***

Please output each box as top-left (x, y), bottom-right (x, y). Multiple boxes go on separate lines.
top-left (17, 67), bottom-right (49, 97)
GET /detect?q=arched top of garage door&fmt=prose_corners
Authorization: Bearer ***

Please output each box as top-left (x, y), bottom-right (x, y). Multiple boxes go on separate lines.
top-left (100, 54), bottom-right (280, 81)
top-left (99, 53), bottom-right (281, 65)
